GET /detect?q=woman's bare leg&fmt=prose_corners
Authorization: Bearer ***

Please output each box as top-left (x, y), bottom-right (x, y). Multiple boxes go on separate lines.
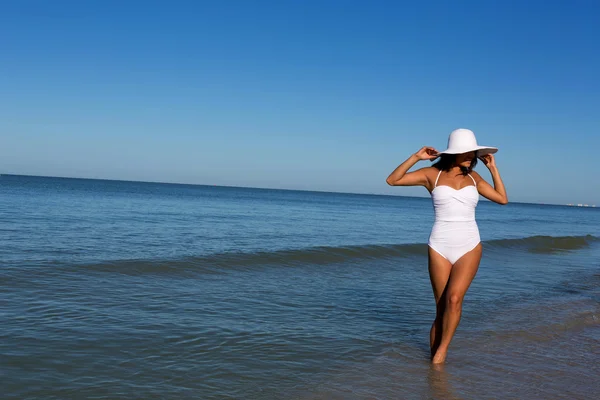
top-left (432, 243), bottom-right (482, 364)
top-left (428, 247), bottom-right (452, 359)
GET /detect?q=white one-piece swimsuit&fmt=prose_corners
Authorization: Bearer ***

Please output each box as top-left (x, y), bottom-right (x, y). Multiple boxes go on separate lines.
top-left (428, 169), bottom-right (481, 264)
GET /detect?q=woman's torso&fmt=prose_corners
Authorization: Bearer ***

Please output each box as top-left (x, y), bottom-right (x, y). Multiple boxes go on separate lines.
top-left (430, 169), bottom-right (479, 223)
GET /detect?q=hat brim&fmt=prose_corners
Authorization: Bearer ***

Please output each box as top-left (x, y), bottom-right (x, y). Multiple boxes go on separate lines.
top-left (436, 146), bottom-right (498, 156)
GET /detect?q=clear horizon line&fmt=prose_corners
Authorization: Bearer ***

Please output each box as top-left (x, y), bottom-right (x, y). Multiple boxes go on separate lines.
top-left (0, 172), bottom-right (590, 207)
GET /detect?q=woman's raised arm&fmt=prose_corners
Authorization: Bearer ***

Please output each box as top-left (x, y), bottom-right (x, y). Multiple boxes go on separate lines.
top-left (386, 146), bottom-right (438, 187)
top-left (472, 154), bottom-right (508, 205)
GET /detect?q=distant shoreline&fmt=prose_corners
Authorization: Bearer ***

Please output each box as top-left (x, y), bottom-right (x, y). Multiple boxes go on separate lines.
top-left (1, 173), bottom-right (595, 208)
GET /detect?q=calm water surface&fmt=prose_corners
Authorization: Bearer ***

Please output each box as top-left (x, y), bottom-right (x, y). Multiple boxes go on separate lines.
top-left (1, 175), bottom-right (599, 399)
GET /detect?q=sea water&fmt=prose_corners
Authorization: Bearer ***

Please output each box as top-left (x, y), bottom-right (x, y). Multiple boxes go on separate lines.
top-left (2, 175), bottom-right (599, 399)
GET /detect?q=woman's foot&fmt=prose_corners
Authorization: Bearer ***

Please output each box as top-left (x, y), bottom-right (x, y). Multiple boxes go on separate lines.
top-left (431, 347), bottom-right (448, 364)
top-left (430, 344), bottom-right (439, 360)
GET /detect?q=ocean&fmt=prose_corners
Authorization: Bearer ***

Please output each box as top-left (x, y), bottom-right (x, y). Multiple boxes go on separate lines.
top-left (2, 174), bottom-right (599, 399)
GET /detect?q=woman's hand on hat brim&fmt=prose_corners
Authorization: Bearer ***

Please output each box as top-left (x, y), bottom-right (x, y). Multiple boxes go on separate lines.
top-left (415, 146), bottom-right (439, 161)
top-left (479, 153), bottom-right (496, 169)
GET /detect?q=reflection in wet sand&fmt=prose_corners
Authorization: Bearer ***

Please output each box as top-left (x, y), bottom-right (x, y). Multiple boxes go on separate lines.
top-left (427, 363), bottom-right (463, 400)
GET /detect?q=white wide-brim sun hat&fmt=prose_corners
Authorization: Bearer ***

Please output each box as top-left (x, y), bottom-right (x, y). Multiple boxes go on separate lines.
top-left (436, 128), bottom-right (498, 156)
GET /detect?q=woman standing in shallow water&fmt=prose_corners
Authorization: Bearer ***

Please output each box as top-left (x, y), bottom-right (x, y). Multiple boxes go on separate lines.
top-left (386, 128), bottom-right (508, 364)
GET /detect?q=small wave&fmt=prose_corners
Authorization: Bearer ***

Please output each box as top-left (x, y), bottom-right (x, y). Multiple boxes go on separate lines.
top-left (486, 234), bottom-right (599, 254)
top-left (484, 298), bottom-right (600, 342)
top-left (73, 234), bottom-right (599, 276)
top-left (82, 243), bottom-right (427, 276)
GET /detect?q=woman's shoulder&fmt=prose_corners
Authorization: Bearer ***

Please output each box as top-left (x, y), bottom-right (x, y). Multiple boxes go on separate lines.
top-left (418, 166), bottom-right (441, 187)
top-left (419, 166), bottom-right (440, 177)
top-left (421, 165), bottom-right (440, 173)
top-left (469, 170), bottom-right (485, 183)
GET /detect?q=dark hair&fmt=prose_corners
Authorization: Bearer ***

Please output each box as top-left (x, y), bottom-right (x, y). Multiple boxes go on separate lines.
top-left (432, 152), bottom-right (478, 175)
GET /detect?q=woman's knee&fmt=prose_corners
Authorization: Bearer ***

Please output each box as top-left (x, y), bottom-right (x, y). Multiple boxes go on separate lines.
top-left (446, 293), bottom-right (463, 310)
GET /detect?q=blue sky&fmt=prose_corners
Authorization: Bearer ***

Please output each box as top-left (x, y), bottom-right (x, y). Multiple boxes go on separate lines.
top-left (1, 0), bottom-right (598, 205)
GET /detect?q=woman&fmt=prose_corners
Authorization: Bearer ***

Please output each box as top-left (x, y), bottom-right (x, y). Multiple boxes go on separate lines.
top-left (386, 128), bottom-right (508, 364)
